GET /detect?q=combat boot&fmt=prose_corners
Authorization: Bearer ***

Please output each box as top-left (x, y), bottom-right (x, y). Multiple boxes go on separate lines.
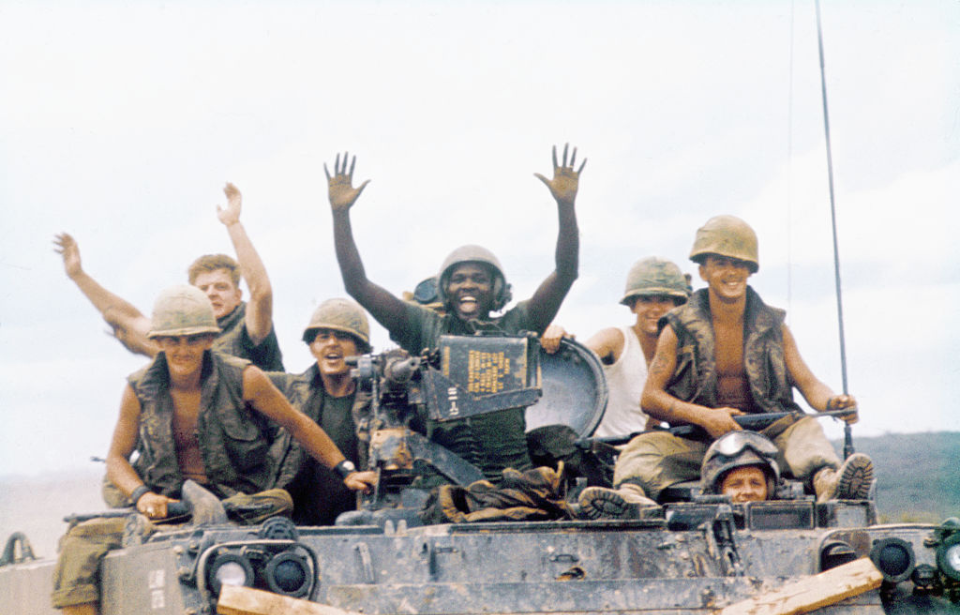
top-left (813, 453), bottom-right (874, 502)
top-left (578, 483), bottom-right (660, 519)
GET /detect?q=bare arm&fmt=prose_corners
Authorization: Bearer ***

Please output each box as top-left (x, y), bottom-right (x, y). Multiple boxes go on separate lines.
top-left (105, 384), bottom-right (178, 516)
top-left (584, 327), bottom-right (626, 365)
top-left (54, 233), bottom-right (156, 357)
top-left (326, 153), bottom-right (410, 334)
top-left (243, 366), bottom-right (377, 492)
top-left (782, 324), bottom-right (858, 422)
top-left (527, 144), bottom-right (584, 333)
top-left (218, 183), bottom-right (273, 345)
top-left (104, 311), bottom-right (159, 357)
top-left (640, 326), bottom-right (743, 438)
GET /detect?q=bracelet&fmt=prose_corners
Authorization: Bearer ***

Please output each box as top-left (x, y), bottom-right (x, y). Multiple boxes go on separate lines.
top-left (130, 485), bottom-right (152, 507)
top-left (333, 460), bottom-right (357, 479)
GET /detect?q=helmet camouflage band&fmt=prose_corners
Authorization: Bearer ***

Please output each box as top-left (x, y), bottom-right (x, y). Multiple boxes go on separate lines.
top-left (436, 244), bottom-right (513, 312)
top-left (620, 257), bottom-right (690, 306)
top-left (689, 215), bottom-right (759, 273)
top-left (147, 285), bottom-right (221, 338)
top-left (302, 298), bottom-right (371, 351)
top-left (700, 431), bottom-right (780, 496)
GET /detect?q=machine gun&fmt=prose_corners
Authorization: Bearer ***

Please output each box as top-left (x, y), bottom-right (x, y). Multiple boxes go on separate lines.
top-left (346, 334), bottom-right (543, 517)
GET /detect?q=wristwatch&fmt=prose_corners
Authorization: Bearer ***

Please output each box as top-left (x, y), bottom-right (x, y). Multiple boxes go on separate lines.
top-left (334, 460), bottom-right (357, 479)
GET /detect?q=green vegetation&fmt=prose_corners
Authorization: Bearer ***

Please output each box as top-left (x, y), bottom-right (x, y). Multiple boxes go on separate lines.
top-left (833, 431), bottom-right (960, 524)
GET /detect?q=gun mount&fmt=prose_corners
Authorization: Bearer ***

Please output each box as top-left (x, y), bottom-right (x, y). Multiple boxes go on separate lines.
top-left (345, 334), bottom-right (544, 522)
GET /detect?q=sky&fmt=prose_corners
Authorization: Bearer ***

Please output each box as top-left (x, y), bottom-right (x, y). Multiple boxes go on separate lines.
top-left (1, 0), bottom-right (958, 479)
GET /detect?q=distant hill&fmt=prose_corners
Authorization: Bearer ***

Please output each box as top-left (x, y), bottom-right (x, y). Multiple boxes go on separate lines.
top-left (833, 431), bottom-right (960, 523)
top-left (1, 432), bottom-right (957, 560)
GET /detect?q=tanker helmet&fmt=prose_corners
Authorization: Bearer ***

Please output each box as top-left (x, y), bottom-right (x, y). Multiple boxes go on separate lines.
top-left (302, 298), bottom-right (371, 352)
top-left (437, 245), bottom-right (512, 312)
top-left (620, 257), bottom-right (691, 306)
top-left (701, 431), bottom-right (780, 496)
top-left (690, 215), bottom-right (759, 273)
top-left (147, 285), bottom-right (221, 338)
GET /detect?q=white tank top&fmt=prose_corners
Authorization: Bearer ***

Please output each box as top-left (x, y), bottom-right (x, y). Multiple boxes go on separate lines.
top-left (592, 326), bottom-right (650, 438)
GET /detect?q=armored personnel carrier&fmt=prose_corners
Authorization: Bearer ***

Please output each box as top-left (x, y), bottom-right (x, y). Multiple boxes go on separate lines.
top-left (2, 336), bottom-right (959, 614)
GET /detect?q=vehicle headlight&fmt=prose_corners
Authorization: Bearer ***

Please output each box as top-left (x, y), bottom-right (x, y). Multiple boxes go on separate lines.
top-left (208, 553), bottom-right (254, 595)
top-left (937, 533), bottom-right (960, 581)
top-left (870, 537), bottom-right (915, 584)
top-left (265, 551), bottom-right (311, 598)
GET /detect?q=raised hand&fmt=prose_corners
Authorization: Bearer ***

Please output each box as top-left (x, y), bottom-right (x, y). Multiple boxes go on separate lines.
top-left (53, 232), bottom-right (83, 279)
top-left (217, 182), bottom-right (242, 226)
top-left (325, 152), bottom-right (370, 212)
top-left (534, 143), bottom-right (587, 205)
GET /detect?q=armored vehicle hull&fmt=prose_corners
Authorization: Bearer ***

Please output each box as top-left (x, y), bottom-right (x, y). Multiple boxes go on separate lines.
top-left (3, 499), bottom-right (960, 614)
top-left (4, 339), bottom-right (958, 614)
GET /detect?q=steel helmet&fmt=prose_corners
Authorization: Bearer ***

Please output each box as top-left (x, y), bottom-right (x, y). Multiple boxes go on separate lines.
top-left (147, 285), bottom-right (221, 338)
top-left (701, 431), bottom-right (780, 496)
top-left (620, 257), bottom-right (690, 306)
top-left (689, 215), bottom-right (759, 273)
top-left (302, 298), bottom-right (371, 352)
top-left (436, 245), bottom-right (512, 311)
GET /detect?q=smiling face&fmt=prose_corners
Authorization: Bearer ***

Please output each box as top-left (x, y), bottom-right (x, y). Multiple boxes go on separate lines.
top-left (309, 328), bottom-right (360, 378)
top-left (720, 465), bottom-right (769, 503)
top-left (631, 295), bottom-right (683, 337)
top-left (192, 269), bottom-right (243, 320)
top-left (445, 262), bottom-right (495, 321)
top-left (156, 334), bottom-right (215, 379)
top-left (699, 254), bottom-right (753, 303)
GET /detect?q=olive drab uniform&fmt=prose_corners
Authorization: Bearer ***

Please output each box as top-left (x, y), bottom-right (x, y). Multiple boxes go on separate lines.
top-left (128, 351), bottom-right (287, 498)
top-left (99, 303), bottom-right (282, 507)
top-left (393, 301), bottom-right (537, 484)
top-left (215, 301), bottom-right (284, 371)
top-left (663, 287), bottom-right (801, 415)
top-left (269, 366), bottom-right (371, 526)
top-left (613, 287), bottom-right (842, 500)
top-left (52, 349), bottom-right (293, 610)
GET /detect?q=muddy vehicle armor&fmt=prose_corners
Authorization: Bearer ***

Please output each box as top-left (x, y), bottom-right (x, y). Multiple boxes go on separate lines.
top-left (2, 336), bottom-right (959, 615)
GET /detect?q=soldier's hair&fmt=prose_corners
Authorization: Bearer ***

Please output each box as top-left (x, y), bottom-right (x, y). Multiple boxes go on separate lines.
top-left (188, 254), bottom-right (240, 287)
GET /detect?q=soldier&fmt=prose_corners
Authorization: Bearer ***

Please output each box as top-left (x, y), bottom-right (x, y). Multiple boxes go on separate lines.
top-left (700, 431), bottom-right (781, 503)
top-left (270, 298), bottom-right (373, 526)
top-left (53, 182), bottom-right (284, 370)
top-left (579, 215), bottom-right (873, 519)
top-left (325, 145), bottom-right (585, 482)
top-left (542, 257), bottom-right (690, 438)
top-left (51, 286), bottom-right (375, 615)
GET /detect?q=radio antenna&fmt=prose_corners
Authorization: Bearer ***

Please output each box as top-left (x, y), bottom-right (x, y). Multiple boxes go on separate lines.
top-left (815, 0), bottom-right (854, 458)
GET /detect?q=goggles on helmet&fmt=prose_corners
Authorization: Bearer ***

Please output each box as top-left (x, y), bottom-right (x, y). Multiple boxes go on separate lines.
top-left (711, 430), bottom-right (779, 459)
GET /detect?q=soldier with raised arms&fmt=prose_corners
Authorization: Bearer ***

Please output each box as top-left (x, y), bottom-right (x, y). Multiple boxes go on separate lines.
top-left (324, 145), bottom-right (585, 482)
top-left (54, 182), bottom-right (284, 371)
top-left (579, 215), bottom-right (873, 518)
top-left (50, 286), bottom-right (375, 615)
